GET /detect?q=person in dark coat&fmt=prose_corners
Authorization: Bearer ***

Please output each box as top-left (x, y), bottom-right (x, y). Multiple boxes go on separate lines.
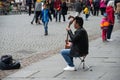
top-left (26, 0), bottom-right (32, 16)
top-left (74, 0), bottom-right (83, 16)
top-left (61, 16), bottom-right (89, 71)
top-left (54, 0), bottom-right (62, 22)
top-left (93, 0), bottom-right (100, 16)
top-left (49, 0), bottom-right (55, 18)
top-left (60, 1), bottom-right (68, 22)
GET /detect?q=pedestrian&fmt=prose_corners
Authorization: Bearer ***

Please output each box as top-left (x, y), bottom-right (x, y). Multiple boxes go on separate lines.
top-left (60, 1), bottom-right (68, 22)
top-left (115, 2), bottom-right (120, 20)
top-left (40, 3), bottom-right (52, 36)
top-left (54, 0), bottom-right (62, 22)
top-left (83, 5), bottom-right (89, 20)
top-left (31, 0), bottom-right (42, 24)
top-left (115, 0), bottom-right (120, 10)
top-left (100, 0), bottom-right (106, 15)
top-left (89, 0), bottom-right (94, 16)
top-left (74, 0), bottom-right (83, 17)
top-left (49, 0), bottom-right (55, 18)
top-left (61, 16), bottom-right (89, 71)
top-left (26, 0), bottom-right (32, 16)
top-left (100, 13), bottom-right (110, 42)
top-left (93, 0), bottom-right (100, 16)
top-left (106, 0), bottom-right (115, 41)
top-left (33, 0), bottom-right (36, 9)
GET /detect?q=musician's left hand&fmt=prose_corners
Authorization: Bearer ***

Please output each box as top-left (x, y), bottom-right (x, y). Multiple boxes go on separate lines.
top-left (66, 27), bottom-right (71, 31)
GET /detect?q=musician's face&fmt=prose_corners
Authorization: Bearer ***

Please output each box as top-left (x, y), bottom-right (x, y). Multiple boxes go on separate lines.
top-left (74, 20), bottom-right (80, 29)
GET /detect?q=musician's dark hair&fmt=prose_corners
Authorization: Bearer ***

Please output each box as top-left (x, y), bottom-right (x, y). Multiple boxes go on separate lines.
top-left (74, 16), bottom-right (84, 28)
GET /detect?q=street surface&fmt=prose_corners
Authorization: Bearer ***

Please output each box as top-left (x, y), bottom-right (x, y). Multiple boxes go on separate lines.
top-left (0, 11), bottom-right (120, 78)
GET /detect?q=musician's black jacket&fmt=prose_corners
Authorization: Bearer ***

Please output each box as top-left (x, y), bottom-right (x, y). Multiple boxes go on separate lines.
top-left (68, 27), bottom-right (89, 57)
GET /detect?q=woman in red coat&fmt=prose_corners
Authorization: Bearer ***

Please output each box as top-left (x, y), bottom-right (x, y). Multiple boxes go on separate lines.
top-left (106, 1), bottom-right (115, 41)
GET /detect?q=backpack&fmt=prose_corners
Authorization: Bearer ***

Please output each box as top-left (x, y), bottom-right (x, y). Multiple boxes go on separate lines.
top-left (0, 55), bottom-right (21, 70)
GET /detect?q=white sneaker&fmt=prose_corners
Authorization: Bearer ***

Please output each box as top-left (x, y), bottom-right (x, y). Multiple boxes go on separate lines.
top-left (63, 66), bottom-right (75, 71)
top-left (107, 39), bottom-right (113, 41)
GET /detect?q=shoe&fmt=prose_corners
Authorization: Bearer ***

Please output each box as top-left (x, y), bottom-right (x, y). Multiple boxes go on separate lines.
top-left (63, 65), bottom-right (75, 71)
top-left (107, 39), bottom-right (113, 42)
top-left (31, 22), bottom-right (33, 24)
top-left (44, 33), bottom-right (48, 36)
top-left (38, 22), bottom-right (42, 25)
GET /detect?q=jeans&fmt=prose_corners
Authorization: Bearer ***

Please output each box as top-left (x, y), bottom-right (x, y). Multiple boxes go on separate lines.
top-left (55, 10), bottom-right (61, 22)
top-left (85, 14), bottom-right (89, 20)
top-left (31, 11), bottom-right (36, 23)
top-left (61, 49), bottom-right (74, 67)
top-left (43, 21), bottom-right (48, 34)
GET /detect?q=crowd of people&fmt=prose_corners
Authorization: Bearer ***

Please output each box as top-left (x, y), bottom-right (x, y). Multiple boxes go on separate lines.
top-left (27, 0), bottom-right (120, 22)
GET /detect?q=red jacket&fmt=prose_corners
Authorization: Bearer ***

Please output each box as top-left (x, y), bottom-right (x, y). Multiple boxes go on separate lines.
top-left (106, 6), bottom-right (115, 24)
top-left (54, 0), bottom-right (62, 10)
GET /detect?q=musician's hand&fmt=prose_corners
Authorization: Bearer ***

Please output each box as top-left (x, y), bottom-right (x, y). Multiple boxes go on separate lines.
top-left (66, 27), bottom-right (71, 31)
top-left (67, 42), bottom-right (72, 47)
top-left (68, 15), bottom-right (74, 20)
top-left (69, 20), bottom-right (74, 26)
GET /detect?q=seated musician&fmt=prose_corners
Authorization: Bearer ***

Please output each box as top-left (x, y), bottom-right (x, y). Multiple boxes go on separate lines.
top-left (60, 16), bottom-right (89, 71)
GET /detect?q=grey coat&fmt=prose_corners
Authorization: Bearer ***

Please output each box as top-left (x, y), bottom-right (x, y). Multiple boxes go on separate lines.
top-left (35, 2), bottom-right (42, 11)
top-left (75, 1), bottom-right (83, 13)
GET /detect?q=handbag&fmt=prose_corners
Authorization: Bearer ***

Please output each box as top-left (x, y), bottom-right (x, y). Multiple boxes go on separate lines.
top-left (0, 55), bottom-right (21, 70)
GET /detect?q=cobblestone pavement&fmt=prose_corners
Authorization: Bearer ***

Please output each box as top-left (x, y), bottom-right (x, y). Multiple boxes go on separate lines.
top-left (0, 12), bottom-right (120, 78)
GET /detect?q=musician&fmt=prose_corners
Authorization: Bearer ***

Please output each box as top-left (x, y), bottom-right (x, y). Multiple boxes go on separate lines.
top-left (61, 16), bottom-right (89, 71)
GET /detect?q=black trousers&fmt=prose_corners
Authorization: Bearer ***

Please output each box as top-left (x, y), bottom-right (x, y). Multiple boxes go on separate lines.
top-left (35, 11), bottom-right (41, 23)
top-left (62, 14), bottom-right (65, 21)
top-left (28, 4), bottom-right (32, 16)
top-left (94, 7), bottom-right (99, 16)
top-left (100, 7), bottom-right (106, 15)
top-left (107, 24), bottom-right (114, 39)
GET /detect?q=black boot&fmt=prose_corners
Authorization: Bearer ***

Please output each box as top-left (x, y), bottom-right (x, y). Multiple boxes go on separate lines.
top-left (44, 31), bottom-right (48, 36)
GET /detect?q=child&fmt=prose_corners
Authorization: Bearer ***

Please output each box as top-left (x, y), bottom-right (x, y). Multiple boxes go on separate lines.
top-left (83, 5), bottom-right (89, 20)
top-left (40, 3), bottom-right (52, 36)
top-left (100, 13), bottom-right (110, 42)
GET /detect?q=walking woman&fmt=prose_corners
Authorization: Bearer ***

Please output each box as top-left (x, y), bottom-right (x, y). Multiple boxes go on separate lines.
top-left (106, 1), bottom-right (115, 41)
top-left (61, 1), bottom-right (68, 22)
top-left (100, 0), bottom-right (106, 15)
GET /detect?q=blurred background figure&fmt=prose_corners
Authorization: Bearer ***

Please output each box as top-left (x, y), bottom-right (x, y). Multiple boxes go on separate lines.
top-left (106, 0), bottom-right (115, 41)
top-left (100, 0), bottom-right (106, 15)
top-left (31, 0), bottom-right (42, 24)
top-left (54, 0), bottom-right (62, 22)
top-left (60, 1), bottom-right (68, 22)
top-left (93, 0), bottom-right (100, 16)
top-left (74, 0), bottom-right (83, 17)
top-left (26, 0), bottom-right (32, 16)
top-left (115, 0), bottom-right (120, 21)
